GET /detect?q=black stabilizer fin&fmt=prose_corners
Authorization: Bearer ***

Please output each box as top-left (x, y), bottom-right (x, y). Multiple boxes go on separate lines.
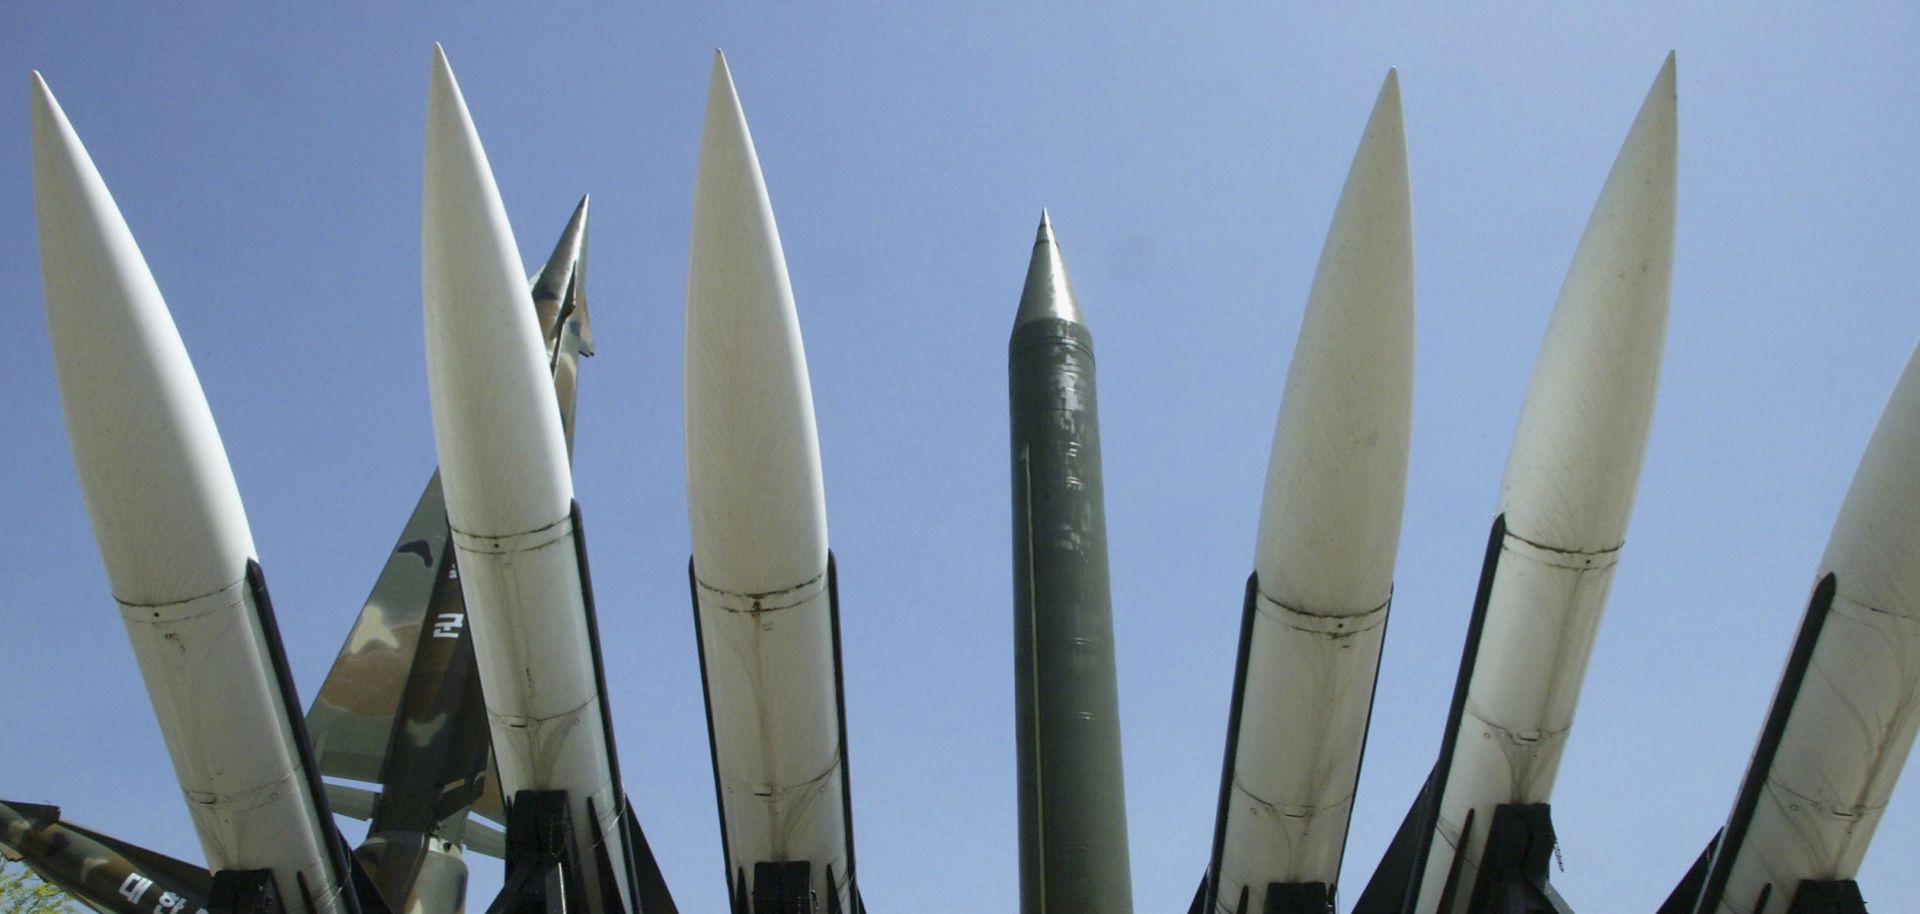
top-left (689, 560), bottom-right (737, 911)
top-left (1187, 874), bottom-right (1208, 914)
top-left (1350, 770), bottom-right (1438, 914)
top-left (244, 562), bottom-right (366, 914)
top-left (1656, 831), bottom-right (1718, 914)
top-left (1691, 575), bottom-right (1841, 914)
top-left (620, 797), bottom-right (679, 914)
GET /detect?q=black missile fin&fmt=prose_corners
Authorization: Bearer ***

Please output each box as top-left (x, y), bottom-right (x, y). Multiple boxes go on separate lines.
top-left (245, 561), bottom-right (366, 914)
top-left (1186, 875), bottom-right (1207, 914)
top-left (1199, 574), bottom-right (1262, 913)
top-left (1655, 831), bottom-right (1718, 914)
top-left (689, 559), bottom-right (738, 908)
top-left (1353, 514), bottom-right (1512, 914)
top-left (620, 797), bottom-right (679, 914)
top-left (1350, 772), bottom-right (1435, 914)
top-left (825, 552), bottom-right (860, 903)
top-left (1690, 574), bottom-right (1840, 913)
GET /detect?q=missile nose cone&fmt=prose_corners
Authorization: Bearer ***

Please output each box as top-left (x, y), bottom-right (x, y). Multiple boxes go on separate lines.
top-left (1253, 68), bottom-right (1414, 612)
top-left (1824, 343), bottom-right (1920, 622)
top-left (686, 54), bottom-right (828, 593)
top-left (32, 73), bottom-right (256, 607)
top-left (422, 45), bottom-right (572, 536)
top-left (532, 193), bottom-right (593, 351)
top-left (1014, 208), bottom-right (1084, 327)
top-left (1499, 54), bottom-right (1677, 551)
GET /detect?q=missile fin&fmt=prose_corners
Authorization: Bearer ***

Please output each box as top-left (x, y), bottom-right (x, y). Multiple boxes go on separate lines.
top-left (620, 800), bottom-right (680, 914)
top-left (826, 552), bottom-right (861, 899)
top-left (1655, 832), bottom-right (1718, 914)
top-left (1690, 576), bottom-right (1839, 912)
top-left (1349, 773), bottom-right (1434, 914)
top-left (245, 562), bottom-right (367, 914)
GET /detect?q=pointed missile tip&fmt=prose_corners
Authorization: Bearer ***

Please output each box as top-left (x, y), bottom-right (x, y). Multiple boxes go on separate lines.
top-left (1015, 211), bottom-right (1083, 328)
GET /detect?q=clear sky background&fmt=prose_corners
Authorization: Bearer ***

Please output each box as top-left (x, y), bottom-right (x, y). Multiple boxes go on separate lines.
top-left (5, 5), bottom-right (1919, 913)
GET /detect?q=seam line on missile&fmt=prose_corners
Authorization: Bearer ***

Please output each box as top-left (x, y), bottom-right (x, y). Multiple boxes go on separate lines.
top-left (1253, 593), bottom-right (1389, 636)
top-left (117, 575), bottom-right (250, 623)
top-left (490, 693), bottom-right (597, 728)
top-left (695, 571), bottom-right (827, 613)
top-left (1762, 778), bottom-right (1880, 819)
top-left (451, 514), bottom-right (573, 554)
top-left (1831, 591), bottom-right (1920, 624)
top-left (1229, 779), bottom-right (1357, 817)
top-left (1502, 529), bottom-right (1623, 570)
top-left (1461, 706), bottom-right (1570, 746)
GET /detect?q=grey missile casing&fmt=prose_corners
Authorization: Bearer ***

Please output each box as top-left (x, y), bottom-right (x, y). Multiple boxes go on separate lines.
top-left (1009, 212), bottom-right (1135, 914)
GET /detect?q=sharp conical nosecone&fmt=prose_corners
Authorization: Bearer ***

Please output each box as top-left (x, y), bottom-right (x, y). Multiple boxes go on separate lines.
top-left (532, 194), bottom-right (591, 351)
top-left (1014, 208), bottom-right (1084, 327)
top-left (1254, 67), bottom-right (1414, 613)
top-left (32, 71), bottom-right (256, 605)
top-left (423, 44), bottom-right (573, 536)
top-left (1499, 53), bottom-right (1677, 551)
top-left (686, 50), bottom-right (827, 593)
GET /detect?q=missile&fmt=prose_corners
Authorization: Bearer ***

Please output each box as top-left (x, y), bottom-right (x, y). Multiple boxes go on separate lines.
top-left (1008, 211), bottom-right (1136, 914)
top-left (420, 46), bottom-right (641, 913)
top-left (1, 799), bottom-right (211, 914)
top-left (1201, 71), bottom-right (1413, 914)
top-left (31, 71), bottom-right (358, 914)
top-left (1661, 342), bottom-right (1920, 913)
top-left (1355, 55), bottom-right (1676, 914)
top-left (531, 196), bottom-right (594, 457)
top-left (685, 51), bottom-right (862, 913)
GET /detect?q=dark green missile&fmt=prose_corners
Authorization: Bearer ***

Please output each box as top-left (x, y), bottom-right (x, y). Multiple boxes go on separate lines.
top-left (1009, 211), bottom-right (1135, 914)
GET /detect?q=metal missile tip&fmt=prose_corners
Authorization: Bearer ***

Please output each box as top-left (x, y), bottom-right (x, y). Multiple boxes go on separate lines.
top-left (1014, 209), bottom-right (1083, 327)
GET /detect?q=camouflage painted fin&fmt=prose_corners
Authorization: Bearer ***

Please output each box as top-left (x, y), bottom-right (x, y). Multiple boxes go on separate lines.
top-left (307, 474), bottom-right (456, 785)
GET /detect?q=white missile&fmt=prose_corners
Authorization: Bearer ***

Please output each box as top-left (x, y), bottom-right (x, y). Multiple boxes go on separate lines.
top-left (1413, 54), bottom-right (1677, 912)
top-left (420, 45), bottom-right (636, 911)
top-left (1209, 71), bottom-right (1413, 912)
top-left (31, 72), bottom-right (351, 914)
top-left (1691, 342), bottom-right (1920, 911)
top-left (685, 51), bottom-right (858, 912)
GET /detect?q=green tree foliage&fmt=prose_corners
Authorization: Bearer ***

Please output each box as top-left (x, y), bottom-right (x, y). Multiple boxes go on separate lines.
top-left (0, 859), bottom-right (80, 914)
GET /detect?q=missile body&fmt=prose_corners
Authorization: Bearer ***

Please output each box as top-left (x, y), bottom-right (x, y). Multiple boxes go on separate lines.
top-left (1, 800), bottom-right (212, 914)
top-left (421, 47), bottom-right (636, 912)
top-left (1207, 72), bottom-right (1412, 914)
top-left (31, 72), bottom-right (353, 914)
top-left (1008, 212), bottom-right (1135, 914)
top-left (1682, 344), bottom-right (1920, 913)
top-left (1406, 56), bottom-right (1676, 913)
top-left (685, 52), bottom-right (859, 912)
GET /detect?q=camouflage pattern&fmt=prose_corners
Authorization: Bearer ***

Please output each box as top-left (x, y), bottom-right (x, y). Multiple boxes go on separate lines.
top-left (303, 201), bottom-right (595, 914)
top-left (0, 799), bottom-right (211, 914)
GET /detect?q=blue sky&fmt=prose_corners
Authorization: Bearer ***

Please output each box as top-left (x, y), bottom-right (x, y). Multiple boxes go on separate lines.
top-left (5, 5), bottom-right (1919, 912)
